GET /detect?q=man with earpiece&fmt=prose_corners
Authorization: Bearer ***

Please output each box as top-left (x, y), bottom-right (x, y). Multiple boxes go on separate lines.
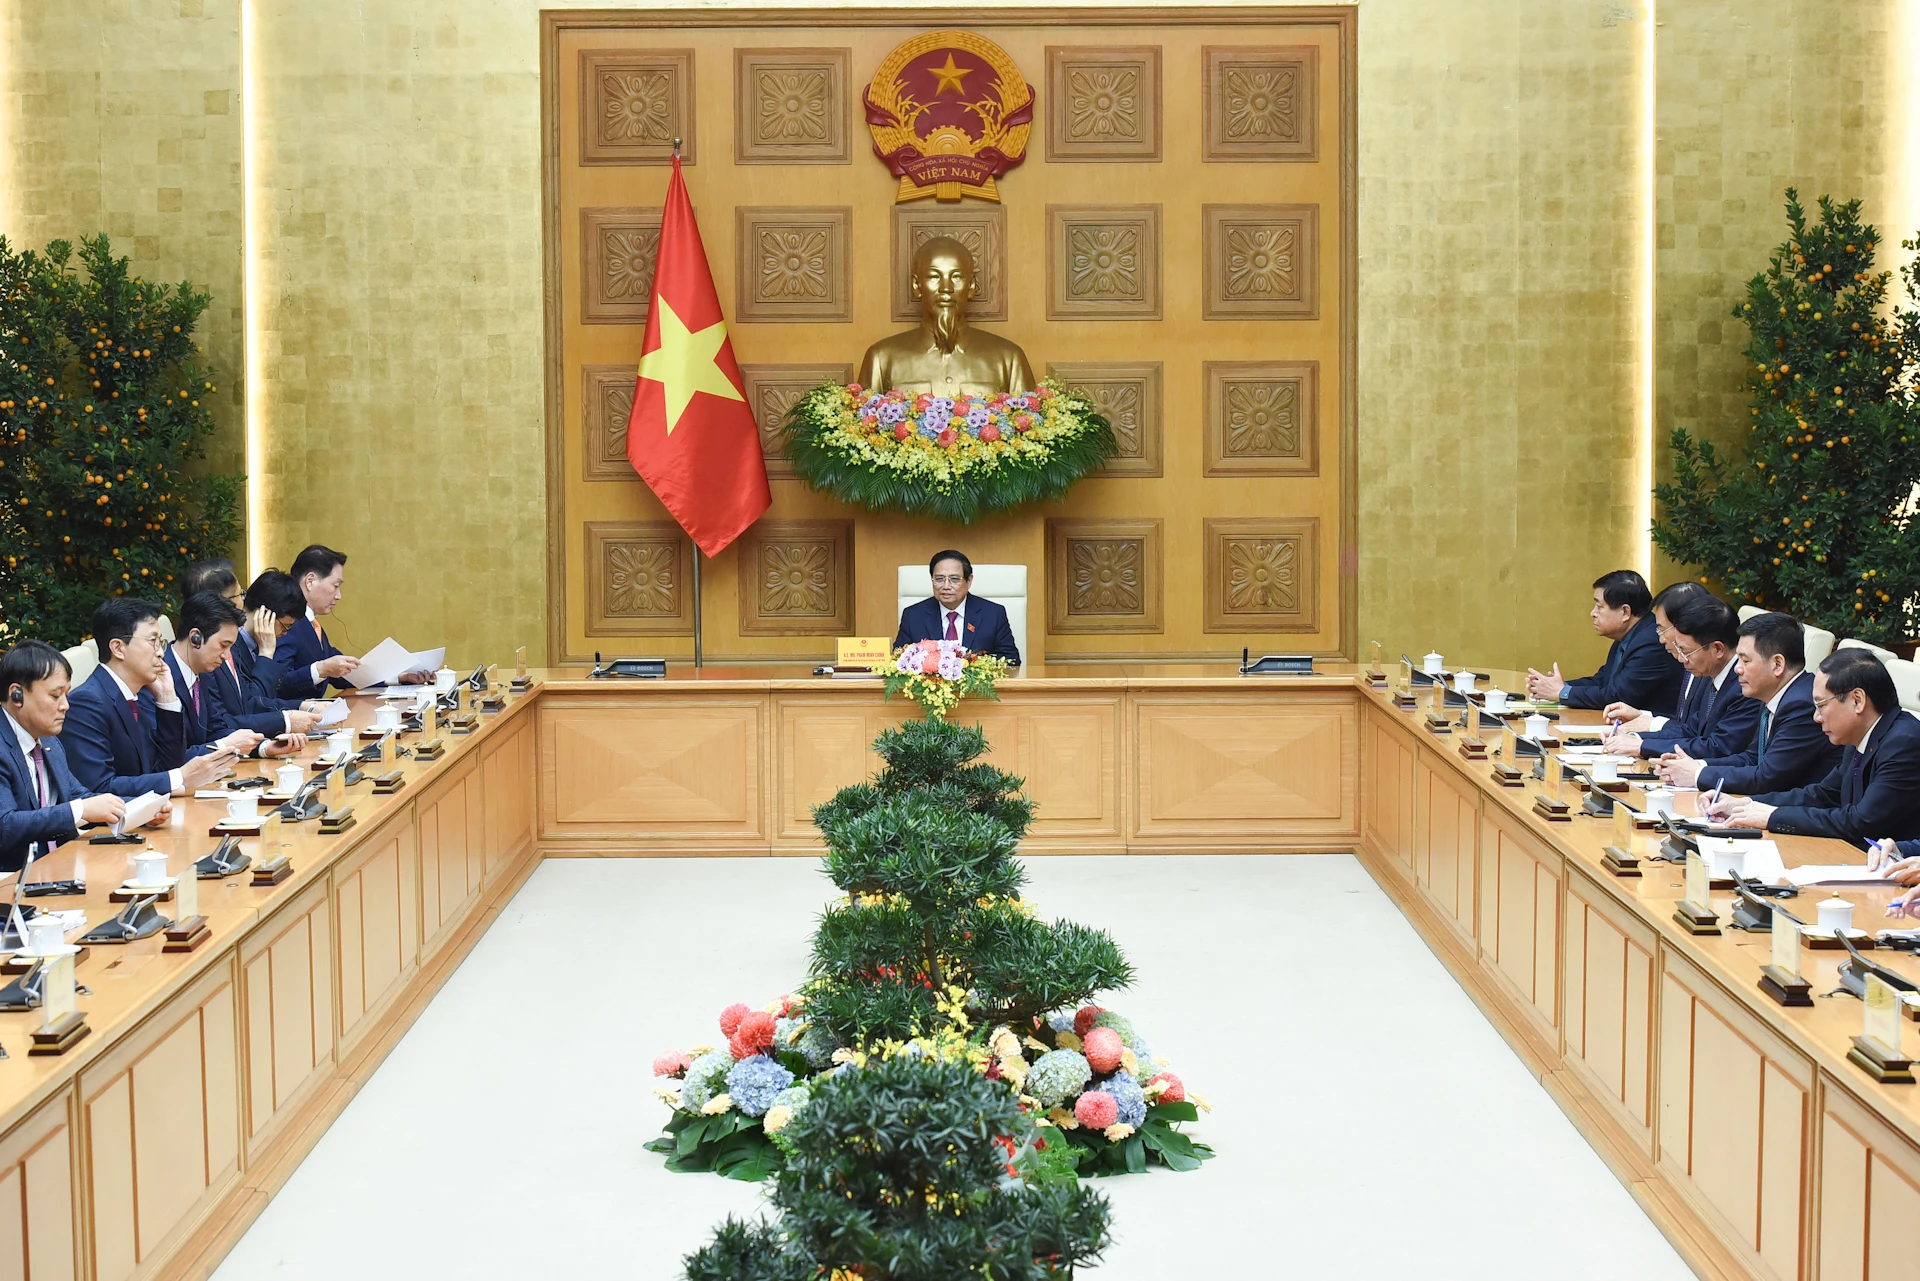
top-left (158, 594), bottom-right (309, 763)
top-left (61, 597), bottom-right (239, 798)
top-left (0, 641), bottom-right (168, 872)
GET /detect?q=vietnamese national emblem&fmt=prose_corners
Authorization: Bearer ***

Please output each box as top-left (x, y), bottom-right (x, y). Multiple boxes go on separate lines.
top-left (864, 30), bottom-right (1033, 204)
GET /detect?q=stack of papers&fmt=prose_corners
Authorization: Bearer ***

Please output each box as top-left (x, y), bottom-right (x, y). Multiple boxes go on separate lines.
top-left (314, 699), bottom-right (350, 726)
top-left (113, 791), bottom-right (166, 835)
top-left (1781, 863), bottom-right (1890, 887)
top-left (346, 639), bottom-right (445, 689)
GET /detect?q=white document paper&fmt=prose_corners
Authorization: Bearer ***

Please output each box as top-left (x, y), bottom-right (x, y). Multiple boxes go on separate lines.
top-left (314, 699), bottom-right (349, 727)
top-left (1781, 862), bottom-right (1890, 887)
top-left (347, 641), bottom-right (445, 689)
top-left (113, 791), bottom-right (165, 835)
top-left (400, 646), bottom-right (445, 677)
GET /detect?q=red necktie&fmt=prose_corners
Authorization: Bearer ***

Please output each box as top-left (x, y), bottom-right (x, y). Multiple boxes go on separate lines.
top-left (190, 677), bottom-right (202, 719)
top-left (126, 698), bottom-right (139, 723)
top-left (944, 611), bottom-right (958, 641)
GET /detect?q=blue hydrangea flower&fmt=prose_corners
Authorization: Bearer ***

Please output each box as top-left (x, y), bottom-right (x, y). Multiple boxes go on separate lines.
top-left (772, 1083), bottom-right (812, 1115)
top-left (796, 1024), bottom-right (841, 1069)
top-left (1047, 1011), bottom-right (1076, 1033)
top-left (678, 1048), bottom-right (735, 1113)
top-left (774, 1017), bottom-right (801, 1051)
top-left (1104, 1069), bottom-right (1147, 1128)
top-left (726, 1054), bottom-right (796, 1117)
top-left (1026, 1049), bottom-right (1092, 1108)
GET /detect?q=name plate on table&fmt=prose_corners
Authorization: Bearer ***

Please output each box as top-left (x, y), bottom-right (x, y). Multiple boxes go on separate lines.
top-left (371, 732), bottom-right (405, 794)
top-left (1457, 703), bottom-right (1487, 759)
top-left (1674, 851), bottom-right (1720, 935)
top-left (30, 955), bottom-right (87, 1055)
top-left (414, 703), bottom-right (445, 761)
top-left (512, 645), bottom-right (531, 690)
top-left (1491, 727), bottom-right (1525, 786)
top-left (1533, 756), bottom-right (1571, 821)
top-left (1760, 914), bottom-right (1813, 1006)
top-left (837, 636), bottom-right (893, 669)
top-left (164, 868), bottom-right (209, 952)
top-left (1602, 797), bottom-right (1640, 877)
top-left (1851, 974), bottom-right (1916, 1083)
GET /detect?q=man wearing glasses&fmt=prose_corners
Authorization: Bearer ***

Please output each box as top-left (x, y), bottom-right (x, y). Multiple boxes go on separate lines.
top-left (1600, 592), bottom-right (1759, 760)
top-left (1707, 647), bottom-right (1920, 841)
top-left (58, 597), bottom-right (238, 798)
top-left (893, 550), bottom-right (1021, 665)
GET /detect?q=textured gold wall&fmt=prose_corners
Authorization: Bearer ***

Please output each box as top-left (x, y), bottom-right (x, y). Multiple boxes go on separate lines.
top-left (0, 0), bottom-right (1902, 671)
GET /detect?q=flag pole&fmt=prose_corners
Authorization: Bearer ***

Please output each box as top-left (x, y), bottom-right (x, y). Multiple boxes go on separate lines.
top-left (692, 547), bottom-right (704, 669)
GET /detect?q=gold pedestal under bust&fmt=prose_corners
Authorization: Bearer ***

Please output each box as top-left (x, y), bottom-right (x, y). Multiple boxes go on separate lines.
top-left (856, 236), bottom-right (1036, 397)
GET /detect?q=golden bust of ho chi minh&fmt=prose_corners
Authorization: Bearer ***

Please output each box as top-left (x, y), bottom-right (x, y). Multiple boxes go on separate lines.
top-left (857, 237), bottom-right (1036, 397)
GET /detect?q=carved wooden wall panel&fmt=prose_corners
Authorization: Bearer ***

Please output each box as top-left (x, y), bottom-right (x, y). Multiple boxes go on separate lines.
top-left (1204, 360), bottom-right (1318, 476)
top-left (1046, 361), bottom-right (1162, 477)
top-left (579, 208), bottom-right (662, 326)
top-left (891, 205), bottom-right (1007, 323)
top-left (1046, 518), bottom-right (1163, 633)
top-left (1045, 46), bottom-right (1161, 162)
top-left (1202, 45), bottom-right (1318, 161)
top-left (733, 48), bottom-right (851, 164)
top-left (740, 363), bottom-right (852, 479)
top-left (547, 13), bottom-right (1355, 663)
top-left (584, 521), bottom-right (691, 635)
top-left (581, 364), bottom-right (637, 481)
top-left (1204, 517), bottom-right (1320, 633)
top-left (738, 519), bottom-right (854, 636)
top-left (735, 206), bottom-right (852, 323)
top-left (580, 50), bottom-right (695, 165)
top-left (1046, 205), bottom-right (1161, 320)
top-left (1203, 204), bottom-right (1319, 319)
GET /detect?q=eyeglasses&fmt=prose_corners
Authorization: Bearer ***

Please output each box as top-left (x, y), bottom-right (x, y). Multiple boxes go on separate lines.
top-left (931, 575), bottom-right (967, 586)
top-left (126, 629), bottom-right (161, 651)
top-left (1811, 692), bottom-right (1855, 712)
top-left (1672, 636), bottom-right (1702, 660)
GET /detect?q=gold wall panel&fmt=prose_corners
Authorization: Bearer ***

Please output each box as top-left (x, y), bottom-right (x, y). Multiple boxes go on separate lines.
top-left (1045, 517), bottom-right (1163, 634)
top-left (544, 9), bottom-right (1355, 666)
top-left (1203, 359), bottom-right (1318, 477)
top-left (1130, 692), bottom-right (1356, 841)
top-left (737, 518), bottom-right (855, 635)
top-left (741, 363), bottom-right (855, 479)
top-left (1202, 44), bottom-right (1318, 162)
top-left (580, 49), bottom-right (695, 165)
top-left (580, 208), bottom-right (664, 325)
top-left (1203, 516), bottom-right (1319, 633)
top-left (1201, 203), bottom-right (1319, 320)
top-left (584, 521), bottom-right (693, 636)
top-left (581, 364), bottom-right (638, 481)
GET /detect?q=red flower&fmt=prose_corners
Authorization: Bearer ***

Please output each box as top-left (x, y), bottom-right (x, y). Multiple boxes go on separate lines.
top-left (719, 1003), bottom-right (752, 1037)
top-left (733, 1010), bottom-right (776, 1055)
top-left (1148, 1072), bottom-right (1185, 1104)
top-left (1082, 1026), bottom-right (1124, 1074)
top-left (980, 423), bottom-right (1001, 443)
top-left (920, 649), bottom-right (940, 675)
top-left (1073, 1006), bottom-right (1104, 1037)
top-left (1074, 1090), bottom-right (1118, 1129)
top-left (936, 428), bottom-right (958, 449)
top-left (846, 382), bottom-right (864, 394)
top-left (893, 422), bottom-right (912, 441)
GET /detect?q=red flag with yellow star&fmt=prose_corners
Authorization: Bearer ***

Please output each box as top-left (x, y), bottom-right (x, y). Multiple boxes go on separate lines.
top-left (626, 155), bottom-right (770, 557)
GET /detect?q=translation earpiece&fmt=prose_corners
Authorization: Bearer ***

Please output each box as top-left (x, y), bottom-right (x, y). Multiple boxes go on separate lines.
top-left (6, 687), bottom-right (22, 708)
top-left (188, 629), bottom-right (204, 648)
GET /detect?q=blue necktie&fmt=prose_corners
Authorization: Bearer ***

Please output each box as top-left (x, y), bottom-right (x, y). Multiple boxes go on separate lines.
top-left (1755, 707), bottom-right (1770, 764)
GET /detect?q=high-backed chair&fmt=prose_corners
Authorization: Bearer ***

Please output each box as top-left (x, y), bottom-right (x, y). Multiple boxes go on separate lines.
top-left (896, 564), bottom-right (1028, 664)
top-left (1735, 605), bottom-right (1834, 668)
top-left (62, 638), bottom-right (99, 687)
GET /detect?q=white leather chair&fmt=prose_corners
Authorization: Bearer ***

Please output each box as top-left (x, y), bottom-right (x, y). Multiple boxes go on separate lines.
top-left (1838, 637), bottom-right (1898, 665)
top-left (61, 638), bottom-right (98, 687)
top-left (897, 564), bottom-right (1027, 664)
top-left (1736, 605), bottom-right (1764, 623)
top-left (1803, 623), bottom-right (1836, 669)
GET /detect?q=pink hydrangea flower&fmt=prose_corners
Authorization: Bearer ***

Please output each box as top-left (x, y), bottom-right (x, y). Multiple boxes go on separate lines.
top-left (653, 1050), bottom-right (690, 1078)
top-left (1148, 1072), bottom-right (1185, 1104)
top-left (1074, 1089), bottom-right (1118, 1129)
top-left (719, 1003), bottom-right (752, 1037)
top-left (1082, 1026), bottom-right (1124, 1074)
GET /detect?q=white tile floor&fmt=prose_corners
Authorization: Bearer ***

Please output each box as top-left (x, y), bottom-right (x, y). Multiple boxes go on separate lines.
top-left (210, 855), bottom-right (1693, 1280)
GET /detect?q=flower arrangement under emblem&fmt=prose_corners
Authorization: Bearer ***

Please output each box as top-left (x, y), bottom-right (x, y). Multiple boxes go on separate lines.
top-left (882, 639), bottom-right (1010, 720)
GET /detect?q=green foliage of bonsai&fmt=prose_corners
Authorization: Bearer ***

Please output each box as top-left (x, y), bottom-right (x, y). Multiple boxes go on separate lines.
top-left (804, 718), bottom-right (1132, 1044)
top-left (682, 1056), bottom-right (1113, 1281)
top-left (1653, 191), bottom-right (1920, 643)
top-left (0, 234), bottom-right (240, 643)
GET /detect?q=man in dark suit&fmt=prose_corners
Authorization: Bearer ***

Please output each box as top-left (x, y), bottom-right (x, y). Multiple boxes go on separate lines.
top-left (59, 597), bottom-right (234, 798)
top-left (0, 641), bottom-right (133, 872)
top-left (155, 593), bottom-right (307, 763)
top-left (893, 549), bottom-right (1021, 665)
top-left (181, 562), bottom-right (323, 739)
top-left (1709, 648), bottom-right (1920, 842)
top-left (274, 544), bottom-right (362, 700)
top-left (1525, 570), bottom-right (1685, 717)
top-left (1602, 593), bottom-right (1758, 760)
top-left (1658, 611), bottom-right (1840, 795)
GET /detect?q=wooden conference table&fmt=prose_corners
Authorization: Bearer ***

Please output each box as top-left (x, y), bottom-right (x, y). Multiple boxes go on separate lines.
top-left (0, 661), bottom-right (1902, 1281)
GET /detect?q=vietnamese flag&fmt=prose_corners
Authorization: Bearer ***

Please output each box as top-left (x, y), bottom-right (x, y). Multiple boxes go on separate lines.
top-left (626, 155), bottom-right (771, 557)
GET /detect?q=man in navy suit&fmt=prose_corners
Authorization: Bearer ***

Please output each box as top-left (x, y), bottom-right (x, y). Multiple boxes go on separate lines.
top-left (1602, 593), bottom-right (1759, 760)
top-left (0, 641), bottom-right (134, 872)
top-left (1525, 570), bottom-right (1685, 718)
top-left (59, 597), bottom-right (234, 798)
top-left (155, 593), bottom-right (307, 763)
top-left (1658, 611), bottom-right (1840, 795)
top-left (182, 561), bottom-right (323, 738)
top-left (893, 549), bottom-right (1021, 665)
top-left (1709, 648), bottom-right (1920, 842)
top-left (274, 544), bottom-right (362, 700)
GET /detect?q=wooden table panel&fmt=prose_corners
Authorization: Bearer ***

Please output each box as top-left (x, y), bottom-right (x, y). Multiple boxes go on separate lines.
top-left (540, 697), bottom-right (767, 846)
top-left (335, 816), bottom-right (419, 1054)
top-left (241, 879), bottom-right (334, 1152)
top-left (771, 700), bottom-right (899, 846)
top-left (1477, 809), bottom-right (1560, 1038)
top-left (1818, 1085), bottom-right (1920, 1281)
top-left (1563, 868), bottom-right (1656, 1150)
top-left (1415, 753), bottom-right (1477, 943)
top-left (482, 720), bottom-right (536, 885)
top-left (421, 761), bottom-right (482, 952)
top-left (0, 1091), bottom-right (75, 1281)
top-left (1363, 708), bottom-right (1416, 873)
top-left (1132, 693), bottom-right (1357, 841)
top-left (964, 698), bottom-right (1123, 841)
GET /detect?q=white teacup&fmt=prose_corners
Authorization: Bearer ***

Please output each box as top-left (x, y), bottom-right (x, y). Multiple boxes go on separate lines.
top-left (1484, 689), bottom-right (1509, 714)
top-left (276, 763), bottom-right (304, 792)
top-left (1645, 788), bottom-right (1675, 818)
top-left (435, 667), bottom-right (458, 693)
top-left (327, 731), bottom-right (352, 761)
top-left (1590, 758), bottom-right (1620, 784)
top-left (1453, 671), bottom-right (1477, 694)
top-left (25, 914), bottom-right (64, 954)
top-left (1523, 713), bottom-right (1551, 740)
top-left (1422, 651), bottom-right (1444, 676)
top-left (227, 793), bottom-right (259, 821)
top-left (374, 705), bottom-right (401, 731)
top-left (1817, 896), bottom-right (1856, 935)
top-left (130, 850), bottom-right (168, 887)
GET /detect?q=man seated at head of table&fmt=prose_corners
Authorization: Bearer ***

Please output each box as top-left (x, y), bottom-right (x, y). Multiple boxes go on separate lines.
top-left (1600, 591), bottom-right (1758, 760)
top-left (1524, 569), bottom-right (1685, 716)
top-left (181, 560), bottom-right (324, 739)
top-left (1706, 647), bottom-right (1920, 841)
top-left (58, 596), bottom-right (239, 799)
top-left (158, 593), bottom-right (308, 764)
top-left (0, 641), bottom-right (151, 873)
top-left (894, 549), bottom-right (1022, 665)
top-left (1654, 610), bottom-right (1840, 796)
top-left (273, 544), bottom-right (361, 701)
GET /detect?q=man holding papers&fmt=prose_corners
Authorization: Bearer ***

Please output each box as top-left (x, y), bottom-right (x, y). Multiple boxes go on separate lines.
top-left (275, 545), bottom-right (361, 700)
top-left (60, 597), bottom-right (235, 798)
top-left (0, 641), bottom-right (139, 872)
top-left (1657, 611), bottom-right (1839, 795)
top-left (1707, 648), bottom-right (1920, 842)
